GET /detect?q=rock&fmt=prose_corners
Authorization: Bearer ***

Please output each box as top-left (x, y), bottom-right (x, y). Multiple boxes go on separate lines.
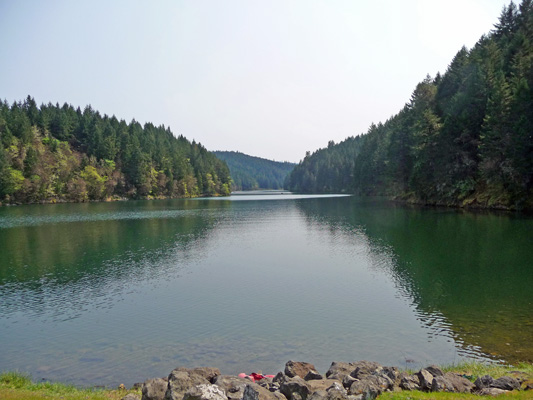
top-left (431, 376), bottom-right (455, 393)
top-left (307, 390), bottom-right (328, 400)
top-left (349, 362), bottom-right (383, 380)
top-left (326, 382), bottom-right (346, 395)
top-left (285, 361), bottom-right (317, 379)
top-left (478, 387), bottom-right (509, 396)
top-left (399, 375), bottom-right (420, 391)
top-left (441, 372), bottom-right (475, 393)
top-left (142, 378), bottom-right (168, 400)
top-left (348, 375), bottom-right (391, 398)
top-left (425, 365), bottom-right (444, 377)
top-left (475, 375), bottom-right (494, 390)
top-left (243, 385), bottom-right (260, 400)
top-left (415, 369), bottom-right (434, 392)
top-left (280, 377), bottom-right (312, 400)
top-left (341, 375), bottom-right (357, 390)
top-left (273, 372), bottom-right (288, 384)
top-left (378, 367), bottom-right (400, 384)
top-left (183, 384), bottom-right (228, 400)
top-left (246, 383), bottom-right (287, 400)
top-left (122, 394), bottom-right (142, 400)
top-left (490, 376), bottom-right (521, 391)
top-left (213, 375), bottom-right (248, 400)
top-left (325, 363), bottom-right (358, 381)
top-left (165, 367), bottom-right (220, 400)
top-left (304, 370), bottom-right (323, 381)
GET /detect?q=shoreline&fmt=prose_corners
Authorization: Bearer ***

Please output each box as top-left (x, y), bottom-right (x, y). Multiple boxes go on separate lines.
top-left (2, 360), bottom-right (532, 400)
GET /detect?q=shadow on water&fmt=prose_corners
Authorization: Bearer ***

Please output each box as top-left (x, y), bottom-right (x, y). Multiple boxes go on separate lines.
top-left (295, 196), bottom-right (533, 364)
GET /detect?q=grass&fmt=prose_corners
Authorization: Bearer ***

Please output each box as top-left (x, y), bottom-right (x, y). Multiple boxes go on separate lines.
top-left (1, 362), bottom-right (532, 400)
top-left (0, 371), bottom-right (140, 400)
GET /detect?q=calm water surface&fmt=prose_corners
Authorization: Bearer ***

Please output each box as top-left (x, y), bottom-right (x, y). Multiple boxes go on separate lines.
top-left (0, 195), bottom-right (532, 387)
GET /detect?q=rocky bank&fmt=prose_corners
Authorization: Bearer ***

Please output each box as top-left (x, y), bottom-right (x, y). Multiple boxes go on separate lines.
top-left (122, 360), bottom-right (533, 400)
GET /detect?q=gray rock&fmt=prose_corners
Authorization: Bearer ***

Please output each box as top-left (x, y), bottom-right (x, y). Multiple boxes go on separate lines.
top-left (325, 363), bottom-right (358, 381)
top-left (165, 367), bottom-right (220, 400)
top-left (431, 376), bottom-right (455, 393)
top-left (399, 375), bottom-right (420, 391)
top-left (213, 375), bottom-right (248, 400)
top-left (280, 377), bottom-right (311, 400)
top-left (122, 394), bottom-right (142, 400)
top-left (342, 375), bottom-right (357, 390)
top-left (183, 384), bottom-right (228, 400)
top-left (425, 365), bottom-right (444, 377)
top-left (441, 373), bottom-right (475, 393)
top-left (491, 376), bottom-right (521, 391)
top-left (349, 362), bottom-right (383, 380)
top-left (326, 382), bottom-right (346, 395)
top-left (243, 385), bottom-right (260, 400)
top-left (304, 370), bottom-right (323, 381)
top-left (348, 375), bottom-right (391, 398)
top-left (307, 390), bottom-right (328, 400)
top-left (378, 367), bottom-right (400, 384)
top-left (273, 372), bottom-right (288, 384)
top-left (415, 369), bottom-right (433, 392)
top-left (285, 361), bottom-right (317, 379)
top-left (478, 387), bottom-right (509, 396)
top-left (475, 375), bottom-right (494, 390)
top-left (142, 378), bottom-right (168, 400)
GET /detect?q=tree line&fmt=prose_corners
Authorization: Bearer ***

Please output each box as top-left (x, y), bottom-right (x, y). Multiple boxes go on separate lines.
top-left (214, 151), bottom-right (295, 191)
top-left (0, 98), bottom-right (231, 203)
top-left (287, 0), bottom-right (533, 210)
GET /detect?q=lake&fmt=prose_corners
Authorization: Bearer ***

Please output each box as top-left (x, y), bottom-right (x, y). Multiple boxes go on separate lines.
top-left (0, 194), bottom-right (532, 387)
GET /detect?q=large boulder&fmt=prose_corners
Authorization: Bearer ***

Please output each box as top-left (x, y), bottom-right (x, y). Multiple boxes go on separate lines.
top-left (490, 376), bottom-right (521, 391)
top-left (242, 383), bottom-right (287, 400)
top-left (165, 367), bottom-right (221, 400)
top-left (285, 361), bottom-right (317, 379)
top-left (415, 369), bottom-right (434, 392)
top-left (142, 378), bottom-right (168, 400)
top-left (213, 375), bottom-right (249, 400)
top-left (349, 362), bottom-right (383, 380)
top-left (475, 375), bottom-right (494, 391)
top-left (325, 363), bottom-right (358, 381)
top-left (280, 377), bottom-right (312, 400)
top-left (478, 387), bottom-right (509, 396)
top-left (348, 375), bottom-right (391, 398)
top-left (399, 374), bottom-right (420, 391)
top-left (183, 384), bottom-right (228, 400)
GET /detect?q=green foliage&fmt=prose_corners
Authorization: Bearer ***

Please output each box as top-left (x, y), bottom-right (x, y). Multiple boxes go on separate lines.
top-left (288, 0), bottom-right (533, 210)
top-left (214, 151), bottom-right (295, 191)
top-left (0, 97), bottom-right (231, 204)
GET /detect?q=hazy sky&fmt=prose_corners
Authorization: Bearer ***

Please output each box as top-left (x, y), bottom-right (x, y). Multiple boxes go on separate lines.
top-left (0, 0), bottom-right (510, 162)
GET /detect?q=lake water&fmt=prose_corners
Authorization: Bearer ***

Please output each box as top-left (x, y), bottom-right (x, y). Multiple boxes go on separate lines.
top-left (0, 195), bottom-right (532, 387)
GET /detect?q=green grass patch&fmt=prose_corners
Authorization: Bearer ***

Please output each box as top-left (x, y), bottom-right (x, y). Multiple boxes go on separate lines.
top-left (0, 371), bottom-right (139, 400)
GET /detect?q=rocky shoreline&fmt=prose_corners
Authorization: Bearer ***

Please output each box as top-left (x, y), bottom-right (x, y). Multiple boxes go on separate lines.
top-left (122, 360), bottom-right (533, 400)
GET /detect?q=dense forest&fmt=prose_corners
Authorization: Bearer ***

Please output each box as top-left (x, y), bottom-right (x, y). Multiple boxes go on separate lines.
top-left (214, 151), bottom-right (295, 190)
top-left (287, 0), bottom-right (533, 210)
top-left (0, 99), bottom-right (231, 204)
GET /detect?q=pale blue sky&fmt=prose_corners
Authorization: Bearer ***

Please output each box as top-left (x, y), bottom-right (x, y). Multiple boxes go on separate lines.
top-left (0, 0), bottom-right (510, 162)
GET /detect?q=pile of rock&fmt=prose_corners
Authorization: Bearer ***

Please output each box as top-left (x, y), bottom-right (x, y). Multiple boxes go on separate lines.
top-left (122, 360), bottom-right (532, 400)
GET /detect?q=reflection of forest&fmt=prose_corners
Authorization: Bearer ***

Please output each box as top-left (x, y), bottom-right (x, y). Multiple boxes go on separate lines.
top-left (0, 199), bottom-right (227, 317)
top-left (297, 197), bottom-right (533, 364)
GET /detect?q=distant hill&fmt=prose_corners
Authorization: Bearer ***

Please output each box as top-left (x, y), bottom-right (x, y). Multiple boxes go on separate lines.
top-left (214, 151), bottom-right (295, 191)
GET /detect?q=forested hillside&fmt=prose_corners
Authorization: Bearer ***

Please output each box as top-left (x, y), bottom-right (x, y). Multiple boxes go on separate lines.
top-left (213, 151), bottom-right (295, 190)
top-left (288, 0), bottom-right (533, 210)
top-left (0, 98), bottom-right (231, 204)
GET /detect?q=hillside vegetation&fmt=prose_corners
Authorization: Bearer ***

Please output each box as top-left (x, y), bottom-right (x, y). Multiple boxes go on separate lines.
top-left (287, 0), bottom-right (533, 210)
top-left (214, 151), bottom-right (295, 191)
top-left (0, 99), bottom-right (231, 204)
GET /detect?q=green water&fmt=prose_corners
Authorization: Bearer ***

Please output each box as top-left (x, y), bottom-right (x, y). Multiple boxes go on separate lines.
top-left (0, 195), bottom-right (531, 387)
